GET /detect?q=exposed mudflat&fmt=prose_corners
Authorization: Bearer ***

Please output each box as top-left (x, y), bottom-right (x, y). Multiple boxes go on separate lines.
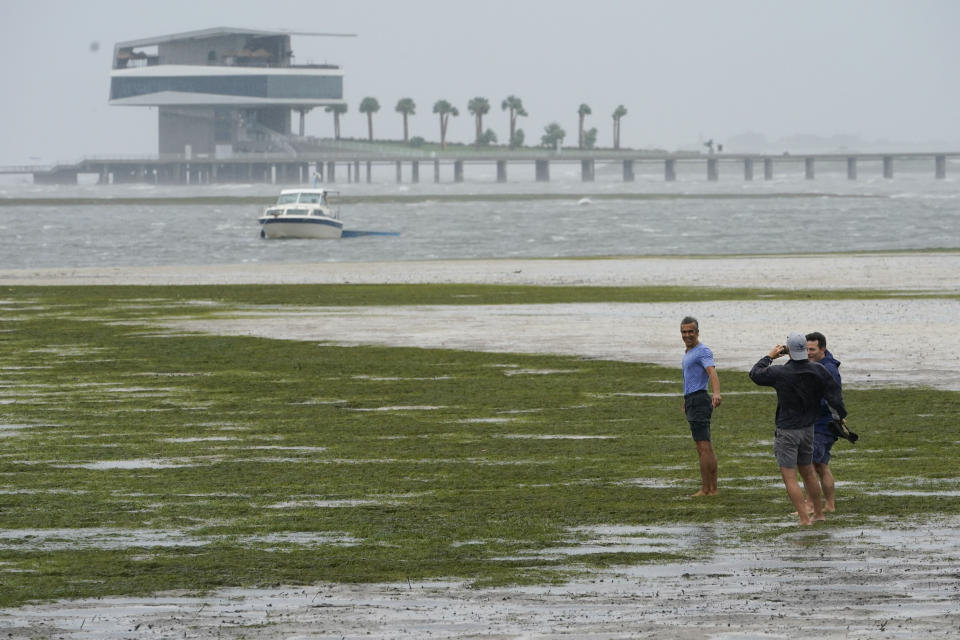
top-left (3, 518), bottom-right (959, 639)
top-left (2, 253), bottom-right (958, 638)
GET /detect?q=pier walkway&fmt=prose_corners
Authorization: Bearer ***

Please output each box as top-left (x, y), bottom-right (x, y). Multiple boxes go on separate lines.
top-left (3, 150), bottom-right (957, 185)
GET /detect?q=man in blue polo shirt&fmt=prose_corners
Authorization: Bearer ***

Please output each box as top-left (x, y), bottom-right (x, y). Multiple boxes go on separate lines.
top-left (680, 316), bottom-right (722, 497)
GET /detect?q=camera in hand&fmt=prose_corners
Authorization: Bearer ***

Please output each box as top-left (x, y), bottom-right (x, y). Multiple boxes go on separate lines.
top-left (828, 420), bottom-right (858, 443)
top-left (778, 345), bottom-right (789, 356)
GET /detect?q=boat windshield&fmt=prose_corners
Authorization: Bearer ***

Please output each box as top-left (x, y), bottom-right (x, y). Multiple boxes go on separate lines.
top-left (276, 193), bottom-right (300, 204)
top-left (300, 193), bottom-right (324, 204)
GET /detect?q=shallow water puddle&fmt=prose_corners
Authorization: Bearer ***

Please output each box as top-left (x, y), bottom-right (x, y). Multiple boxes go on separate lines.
top-left (519, 523), bottom-right (705, 559)
top-left (621, 477), bottom-right (686, 488)
top-left (503, 368), bottom-right (580, 376)
top-left (26, 345), bottom-right (109, 357)
top-left (131, 371), bottom-right (213, 378)
top-left (0, 423), bottom-right (49, 431)
top-left (352, 374), bottom-right (454, 381)
top-left (347, 405), bottom-right (446, 412)
top-left (54, 458), bottom-right (217, 470)
top-left (0, 527), bottom-right (360, 553)
top-left (245, 445), bottom-right (327, 452)
top-left (160, 436), bottom-right (238, 443)
top-left (266, 498), bottom-right (405, 509)
top-left (498, 433), bottom-right (617, 440)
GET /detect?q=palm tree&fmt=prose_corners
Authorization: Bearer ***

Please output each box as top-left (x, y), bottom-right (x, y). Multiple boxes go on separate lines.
top-left (324, 103), bottom-right (348, 140)
top-left (433, 99), bottom-right (459, 149)
top-left (467, 97), bottom-right (491, 144)
top-left (577, 103), bottom-right (592, 149)
top-left (584, 127), bottom-right (598, 149)
top-left (541, 122), bottom-right (566, 149)
top-left (359, 97), bottom-right (380, 141)
top-left (612, 105), bottom-right (628, 150)
top-left (501, 95), bottom-right (527, 148)
top-left (395, 98), bottom-right (416, 143)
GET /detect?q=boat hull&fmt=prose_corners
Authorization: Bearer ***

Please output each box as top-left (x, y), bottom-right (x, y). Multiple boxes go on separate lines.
top-left (259, 216), bottom-right (344, 239)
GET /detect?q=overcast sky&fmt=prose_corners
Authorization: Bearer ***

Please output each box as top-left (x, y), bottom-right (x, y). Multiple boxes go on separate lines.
top-left (2, 0), bottom-right (958, 164)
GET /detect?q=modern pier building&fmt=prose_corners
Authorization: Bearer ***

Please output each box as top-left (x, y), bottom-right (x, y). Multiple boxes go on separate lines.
top-left (109, 27), bottom-right (346, 159)
top-left (3, 26), bottom-right (955, 185)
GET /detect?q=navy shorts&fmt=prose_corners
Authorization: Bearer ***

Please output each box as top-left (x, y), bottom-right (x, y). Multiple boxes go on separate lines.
top-left (684, 390), bottom-right (713, 442)
top-left (812, 430), bottom-right (837, 465)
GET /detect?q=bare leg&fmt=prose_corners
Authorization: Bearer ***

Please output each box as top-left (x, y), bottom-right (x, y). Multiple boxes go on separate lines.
top-left (692, 440), bottom-right (718, 496)
top-left (791, 470), bottom-right (814, 516)
top-left (780, 467), bottom-right (813, 525)
top-left (797, 464), bottom-right (825, 522)
top-left (815, 462), bottom-right (836, 512)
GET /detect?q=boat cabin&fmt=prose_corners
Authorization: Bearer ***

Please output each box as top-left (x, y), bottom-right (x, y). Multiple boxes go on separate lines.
top-left (276, 189), bottom-right (330, 206)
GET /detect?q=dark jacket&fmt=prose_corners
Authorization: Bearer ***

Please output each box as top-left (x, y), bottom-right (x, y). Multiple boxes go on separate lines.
top-left (749, 356), bottom-right (847, 430)
top-left (814, 350), bottom-right (842, 435)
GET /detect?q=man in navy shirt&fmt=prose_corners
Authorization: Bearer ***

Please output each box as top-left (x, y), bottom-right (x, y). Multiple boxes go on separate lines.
top-left (807, 331), bottom-right (843, 512)
top-left (680, 316), bottom-right (722, 497)
top-left (750, 332), bottom-right (847, 525)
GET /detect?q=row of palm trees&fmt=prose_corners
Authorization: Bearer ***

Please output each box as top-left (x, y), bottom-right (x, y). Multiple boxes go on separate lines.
top-left (323, 96), bottom-right (629, 150)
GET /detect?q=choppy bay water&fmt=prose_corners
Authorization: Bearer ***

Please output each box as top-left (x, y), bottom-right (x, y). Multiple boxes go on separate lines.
top-left (1, 159), bottom-right (957, 269)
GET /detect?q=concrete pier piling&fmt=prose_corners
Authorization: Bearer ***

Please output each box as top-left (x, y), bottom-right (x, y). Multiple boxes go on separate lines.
top-left (535, 159), bottom-right (550, 182)
top-left (496, 160), bottom-right (507, 183)
top-left (665, 158), bottom-right (676, 182)
top-left (581, 159), bottom-right (595, 182)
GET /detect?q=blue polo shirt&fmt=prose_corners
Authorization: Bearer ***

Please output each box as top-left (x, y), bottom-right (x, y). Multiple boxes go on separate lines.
top-left (682, 343), bottom-right (715, 396)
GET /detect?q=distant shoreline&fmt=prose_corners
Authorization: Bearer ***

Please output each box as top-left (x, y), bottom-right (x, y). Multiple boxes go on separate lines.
top-left (0, 191), bottom-right (883, 207)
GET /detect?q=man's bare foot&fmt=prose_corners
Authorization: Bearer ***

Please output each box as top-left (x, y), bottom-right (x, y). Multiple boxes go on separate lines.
top-left (812, 515), bottom-right (826, 523)
top-left (790, 510), bottom-right (816, 517)
top-left (691, 489), bottom-right (718, 497)
top-left (824, 505), bottom-right (836, 513)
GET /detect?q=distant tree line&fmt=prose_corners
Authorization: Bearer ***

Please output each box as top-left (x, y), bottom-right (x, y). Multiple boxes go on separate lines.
top-left (324, 96), bottom-right (629, 150)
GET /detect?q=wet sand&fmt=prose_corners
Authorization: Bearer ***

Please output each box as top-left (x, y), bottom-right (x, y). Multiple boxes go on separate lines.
top-left (3, 518), bottom-right (959, 639)
top-left (161, 298), bottom-right (960, 390)
top-left (1, 251), bottom-right (958, 290)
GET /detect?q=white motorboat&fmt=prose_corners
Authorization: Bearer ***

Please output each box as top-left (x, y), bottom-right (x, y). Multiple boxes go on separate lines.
top-left (258, 189), bottom-right (343, 239)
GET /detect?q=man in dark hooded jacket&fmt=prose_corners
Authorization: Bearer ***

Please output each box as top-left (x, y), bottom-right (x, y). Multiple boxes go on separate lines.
top-left (750, 332), bottom-right (847, 526)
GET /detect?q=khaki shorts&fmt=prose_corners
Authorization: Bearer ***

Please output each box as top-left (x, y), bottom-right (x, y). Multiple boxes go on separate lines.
top-left (774, 426), bottom-right (814, 468)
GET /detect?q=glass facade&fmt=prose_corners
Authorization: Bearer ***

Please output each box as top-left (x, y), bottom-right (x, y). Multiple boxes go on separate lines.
top-left (111, 74), bottom-right (342, 101)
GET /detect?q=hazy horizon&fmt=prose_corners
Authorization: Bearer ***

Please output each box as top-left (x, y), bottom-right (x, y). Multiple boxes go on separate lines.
top-left (2, 0), bottom-right (959, 165)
